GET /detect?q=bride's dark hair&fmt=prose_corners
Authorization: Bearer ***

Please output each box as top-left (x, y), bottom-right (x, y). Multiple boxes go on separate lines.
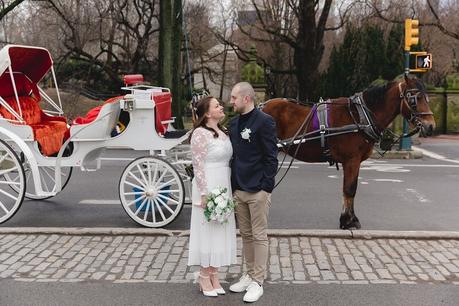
top-left (190, 96), bottom-right (226, 139)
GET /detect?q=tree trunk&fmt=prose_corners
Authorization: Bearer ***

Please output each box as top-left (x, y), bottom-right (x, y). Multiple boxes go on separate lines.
top-left (219, 45), bottom-right (228, 100)
top-left (294, 0), bottom-right (326, 102)
top-left (159, 0), bottom-right (173, 87)
top-left (294, 45), bottom-right (323, 102)
top-left (160, 0), bottom-right (183, 129)
top-left (171, 0), bottom-right (183, 128)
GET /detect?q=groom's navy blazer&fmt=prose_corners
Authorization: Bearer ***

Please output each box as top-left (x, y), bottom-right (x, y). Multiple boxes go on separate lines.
top-left (229, 108), bottom-right (278, 193)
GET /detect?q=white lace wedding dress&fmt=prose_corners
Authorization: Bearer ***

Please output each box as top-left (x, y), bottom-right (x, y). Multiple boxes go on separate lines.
top-left (187, 127), bottom-right (237, 267)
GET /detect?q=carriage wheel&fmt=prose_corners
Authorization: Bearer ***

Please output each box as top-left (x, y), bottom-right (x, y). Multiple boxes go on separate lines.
top-left (119, 156), bottom-right (185, 228)
top-left (4, 157), bottom-right (73, 200)
top-left (0, 139), bottom-right (26, 224)
top-left (165, 146), bottom-right (192, 204)
top-left (167, 162), bottom-right (192, 204)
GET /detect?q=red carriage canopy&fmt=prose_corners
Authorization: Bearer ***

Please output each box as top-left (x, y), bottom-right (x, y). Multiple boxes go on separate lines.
top-left (0, 45), bottom-right (53, 84)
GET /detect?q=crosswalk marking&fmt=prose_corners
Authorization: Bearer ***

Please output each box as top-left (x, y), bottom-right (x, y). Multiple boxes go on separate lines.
top-left (412, 146), bottom-right (459, 164)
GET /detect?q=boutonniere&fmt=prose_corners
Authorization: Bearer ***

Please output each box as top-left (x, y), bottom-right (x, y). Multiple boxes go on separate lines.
top-left (241, 128), bottom-right (252, 142)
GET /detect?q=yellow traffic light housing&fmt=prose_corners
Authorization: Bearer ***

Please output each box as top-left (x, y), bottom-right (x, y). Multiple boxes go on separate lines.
top-left (405, 19), bottom-right (419, 51)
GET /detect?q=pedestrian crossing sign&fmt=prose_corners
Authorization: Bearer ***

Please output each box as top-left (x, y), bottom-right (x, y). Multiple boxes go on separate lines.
top-left (415, 53), bottom-right (432, 69)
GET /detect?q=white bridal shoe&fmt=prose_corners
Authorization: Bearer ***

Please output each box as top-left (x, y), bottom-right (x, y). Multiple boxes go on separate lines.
top-left (229, 274), bottom-right (253, 293)
top-left (194, 272), bottom-right (218, 297)
top-left (209, 271), bottom-right (226, 295)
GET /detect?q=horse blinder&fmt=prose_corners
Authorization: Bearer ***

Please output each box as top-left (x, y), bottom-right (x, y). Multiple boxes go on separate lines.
top-left (402, 88), bottom-right (432, 125)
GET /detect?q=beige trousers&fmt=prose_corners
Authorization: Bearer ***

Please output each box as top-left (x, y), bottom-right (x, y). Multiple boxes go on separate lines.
top-left (234, 189), bottom-right (271, 284)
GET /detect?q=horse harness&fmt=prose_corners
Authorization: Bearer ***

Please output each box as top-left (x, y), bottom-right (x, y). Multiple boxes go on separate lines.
top-left (398, 82), bottom-right (433, 132)
top-left (276, 81), bottom-right (430, 164)
top-left (277, 94), bottom-right (382, 164)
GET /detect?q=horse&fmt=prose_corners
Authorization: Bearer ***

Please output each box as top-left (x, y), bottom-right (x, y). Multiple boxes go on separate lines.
top-left (261, 75), bottom-right (436, 230)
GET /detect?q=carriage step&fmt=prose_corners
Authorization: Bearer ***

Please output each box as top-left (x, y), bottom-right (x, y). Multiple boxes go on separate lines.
top-left (164, 130), bottom-right (189, 139)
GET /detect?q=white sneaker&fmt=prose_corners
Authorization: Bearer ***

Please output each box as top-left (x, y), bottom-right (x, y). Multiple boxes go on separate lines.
top-left (229, 274), bottom-right (253, 293)
top-left (243, 281), bottom-right (263, 303)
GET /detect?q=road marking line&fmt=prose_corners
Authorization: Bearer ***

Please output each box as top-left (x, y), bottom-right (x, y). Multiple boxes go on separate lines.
top-left (373, 179), bottom-right (403, 183)
top-left (79, 199), bottom-right (193, 207)
top-left (100, 156), bottom-right (459, 168)
top-left (413, 146), bottom-right (459, 164)
top-left (79, 200), bottom-right (120, 205)
top-left (406, 188), bottom-right (431, 203)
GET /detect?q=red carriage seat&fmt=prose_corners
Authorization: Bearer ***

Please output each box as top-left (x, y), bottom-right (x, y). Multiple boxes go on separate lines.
top-left (0, 73), bottom-right (68, 156)
top-left (123, 74), bottom-right (144, 86)
top-left (123, 74), bottom-right (173, 135)
top-left (72, 73), bottom-right (173, 137)
top-left (153, 92), bottom-right (172, 136)
top-left (73, 96), bottom-right (123, 125)
top-left (73, 93), bottom-right (172, 137)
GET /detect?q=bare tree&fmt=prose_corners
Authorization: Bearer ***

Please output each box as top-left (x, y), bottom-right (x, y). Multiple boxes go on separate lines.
top-left (183, 0), bottom-right (241, 101)
top-left (365, 0), bottom-right (459, 85)
top-left (38, 0), bottom-right (160, 85)
top-left (219, 0), bottom-right (352, 101)
top-left (0, 0), bottom-right (25, 21)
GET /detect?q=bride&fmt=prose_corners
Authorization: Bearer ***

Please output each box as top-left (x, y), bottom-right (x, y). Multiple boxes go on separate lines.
top-left (187, 96), bottom-right (237, 297)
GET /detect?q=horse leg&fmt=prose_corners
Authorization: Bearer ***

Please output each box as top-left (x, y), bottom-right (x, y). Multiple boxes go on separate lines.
top-left (339, 159), bottom-right (362, 229)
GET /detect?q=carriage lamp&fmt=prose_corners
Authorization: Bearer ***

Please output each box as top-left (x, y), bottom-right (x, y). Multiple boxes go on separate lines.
top-left (122, 94), bottom-right (135, 111)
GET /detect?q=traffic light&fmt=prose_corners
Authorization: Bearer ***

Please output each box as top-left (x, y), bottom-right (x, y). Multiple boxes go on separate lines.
top-left (415, 53), bottom-right (432, 69)
top-left (405, 19), bottom-right (419, 51)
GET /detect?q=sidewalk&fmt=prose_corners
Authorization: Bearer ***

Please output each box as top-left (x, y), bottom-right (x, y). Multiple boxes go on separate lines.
top-left (370, 133), bottom-right (459, 159)
top-left (1, 229), bottom-right (458, 286)
top-left (429, 134), bottom-right (459, 141)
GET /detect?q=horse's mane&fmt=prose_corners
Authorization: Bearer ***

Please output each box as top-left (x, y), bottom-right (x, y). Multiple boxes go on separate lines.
top-left (363, 81), bottom-right (397, 106)
top-left (363, 78), bottom-right (426, 106)
top-left (286, 98), bottom-right (314, 107)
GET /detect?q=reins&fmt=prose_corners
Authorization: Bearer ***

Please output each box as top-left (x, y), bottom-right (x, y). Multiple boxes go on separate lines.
top-left (376, 82), bottom-right (432, 154)
top-left (273, 105), bottom-right (315, 189)
top-left (267, 81), bottom-right (431, 189)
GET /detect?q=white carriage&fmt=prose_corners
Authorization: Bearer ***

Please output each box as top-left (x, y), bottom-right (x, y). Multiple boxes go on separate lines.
top-left (0, 45), bottom-right (192, 227)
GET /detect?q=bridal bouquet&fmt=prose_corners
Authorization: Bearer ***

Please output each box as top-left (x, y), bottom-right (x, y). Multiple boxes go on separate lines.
top-left (204, 187), bottom-right (236, 224)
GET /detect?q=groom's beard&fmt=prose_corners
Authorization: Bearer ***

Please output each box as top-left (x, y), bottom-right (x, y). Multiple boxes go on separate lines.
top-left (233, 105), bottom-right (245, 114)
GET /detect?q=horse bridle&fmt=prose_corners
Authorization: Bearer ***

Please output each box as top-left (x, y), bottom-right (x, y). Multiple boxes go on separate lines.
top-left (190, 90), bottom-right (210, 122)
top-left (398, 82), bottom-right (433, 135)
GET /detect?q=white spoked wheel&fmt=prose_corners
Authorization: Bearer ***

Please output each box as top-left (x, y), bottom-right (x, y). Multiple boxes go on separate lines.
top-left (0, 139), bottom-right (26, 224)
top-left (4, 155), bottom-right (73, 200)
top-left (119, 156), bottom-right (185, 228)
top-left (168, 161), bottom-right (192, 204)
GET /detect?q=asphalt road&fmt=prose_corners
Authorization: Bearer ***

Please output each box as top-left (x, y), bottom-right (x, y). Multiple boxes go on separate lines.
top-left (1, 280), bottom-right (458, 306)
top-left (1, 137), bottom-right (459, 231)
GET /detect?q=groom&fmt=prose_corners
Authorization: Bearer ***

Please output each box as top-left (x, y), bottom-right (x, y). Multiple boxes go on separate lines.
top-left (228, 82), bottom-right (278, 303)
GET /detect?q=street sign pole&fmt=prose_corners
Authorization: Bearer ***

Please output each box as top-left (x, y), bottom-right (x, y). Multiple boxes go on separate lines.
top-left (399, 51), bottom-right (412, 150)
top-left (399, 18), bottom-right (420, 151)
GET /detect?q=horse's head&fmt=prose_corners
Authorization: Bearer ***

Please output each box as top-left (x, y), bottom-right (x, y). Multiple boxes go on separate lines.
top-left (399, 75), bottom-right (436, 136)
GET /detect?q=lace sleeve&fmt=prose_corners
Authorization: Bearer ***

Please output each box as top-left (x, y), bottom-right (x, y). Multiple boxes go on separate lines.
top-left (191, 128), bottom-right (210, 195)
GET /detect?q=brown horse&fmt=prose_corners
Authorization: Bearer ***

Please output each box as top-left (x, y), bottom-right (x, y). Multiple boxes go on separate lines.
top-left (261, 75), bottom-right (436, 229)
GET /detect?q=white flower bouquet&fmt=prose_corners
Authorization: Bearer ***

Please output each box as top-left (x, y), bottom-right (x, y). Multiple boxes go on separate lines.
top-left (204, 187), bottom-right (236, 223)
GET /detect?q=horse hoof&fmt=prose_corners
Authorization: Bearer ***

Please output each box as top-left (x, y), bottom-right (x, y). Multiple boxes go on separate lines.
top-left (339, 214), bottom-right (350, 229)
top-left (349, 216), bottom-right (361, 229)
top-left (339, 214), bottom-right (361, 230)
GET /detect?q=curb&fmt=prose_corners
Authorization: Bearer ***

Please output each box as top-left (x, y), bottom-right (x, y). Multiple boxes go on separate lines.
top-left (371, 149), bottom-right (423, 159)
top-left (1, 227), bottom-right (458, 240)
